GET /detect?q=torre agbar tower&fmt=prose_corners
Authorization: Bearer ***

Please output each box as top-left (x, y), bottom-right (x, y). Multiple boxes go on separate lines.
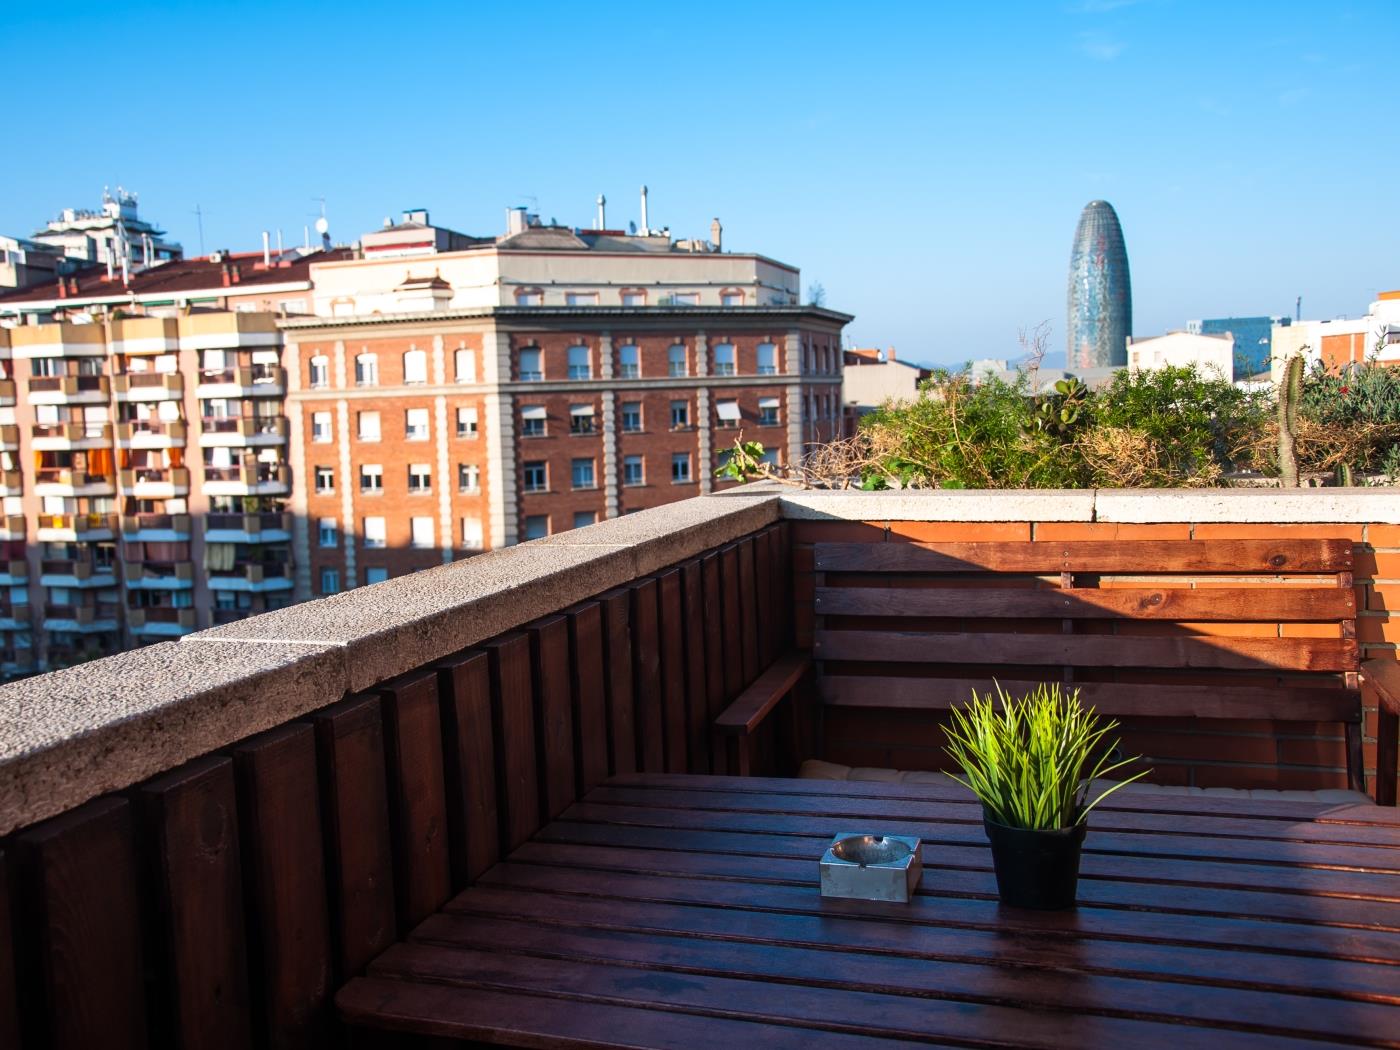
top-left (1066, 200), bottom-right (1132, 370)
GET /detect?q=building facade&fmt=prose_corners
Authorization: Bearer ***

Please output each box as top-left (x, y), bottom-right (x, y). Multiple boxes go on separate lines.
top-left (1066, 200), bottom-right (1132, 370)
top-left (1271, 292), bottom-right (1400, 383)
top-left (1187, 316), bottom-right (1287, 380)
top-left (1127, 330), bottom-right (1234, 379)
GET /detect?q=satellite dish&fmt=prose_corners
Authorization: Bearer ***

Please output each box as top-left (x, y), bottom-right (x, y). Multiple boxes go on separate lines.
top-left (314, 217), bottom-right (330, 235)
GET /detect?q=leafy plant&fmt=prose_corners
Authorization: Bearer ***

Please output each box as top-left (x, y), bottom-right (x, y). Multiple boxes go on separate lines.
top-left (714, 438), bottom-right (770, 483)
top-left (942, 681), bottom-right (1148, 830)
top-left (1032, 378), bottom-right (1088, 438)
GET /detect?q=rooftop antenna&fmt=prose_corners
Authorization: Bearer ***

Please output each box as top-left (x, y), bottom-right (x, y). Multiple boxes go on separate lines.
top-left (192, 203), bottom-right (206, 256)
top-left (596, 193), bottom-right (606, 231)
top-left (640, 185), bottom-right (649, 233)
top-left (1296, 295), bottom-right (1301, 322)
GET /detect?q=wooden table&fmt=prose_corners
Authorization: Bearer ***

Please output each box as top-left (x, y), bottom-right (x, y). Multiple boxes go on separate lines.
top-left (338, 773), bottom-right (1400, 1049)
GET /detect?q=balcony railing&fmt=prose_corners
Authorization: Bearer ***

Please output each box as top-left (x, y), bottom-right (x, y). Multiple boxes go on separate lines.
top-left (196, 365), bottom-right (286, 388)
top-left (202, 463), bottom-right (289, 487)
top-left (39, 558), bottom-right (115, 580)
top-left (120, 512), bottom-right (192, 536)
top-left (118, 466), bottom-right (191, 490)
top-left (115, 419), bottom-right (187, 442)
top-left (34, 468), bottom-right (111, 489)
top-left (127, 606), bottom-right (197, 629)
top-left (38, 512), bottom-right (115, 534)
top-left (200, 416), bottom-right (288, 437)
top-left (112, 372), bottom-right (183, 396)
top-left (205, 511), bottom-right (291, 534)
top-left (31, 421), bottom-right (112, 442)
top-left (26, 375), bottom-right (110, 397)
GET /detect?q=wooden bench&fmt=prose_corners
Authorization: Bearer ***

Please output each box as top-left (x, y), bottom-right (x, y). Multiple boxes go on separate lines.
top-left (738, 537), bottom-right (1398, 804)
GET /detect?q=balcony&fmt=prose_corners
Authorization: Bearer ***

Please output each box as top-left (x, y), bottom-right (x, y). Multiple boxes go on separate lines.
top-left (127, 606), bottom-right (197, 636)
top-left (8, 321), bottom-right (107, 359)
top-left (177, 310), bottom-right (279, 350)
top-left (202, 461), bottom-right (289, 496)
top-left (108, 316), bottom-right (178, 356)
top-left (35, 512), bottom-right (116, 542)
top-left (0, 558), bottom-right (26, 585)
top-left (0, 425), bottom-right (16, 451)
top-left (120, 512), bottom-right (191, 541)
top-left (207, 559), bottom-right (294, 593)
top-left (194, 364), bottom-right (286, 398)
top-left (115, 419), bottom-right (187, 449)
top-left (0, 379), bottom-right (14, 407)
top-left (112, 371), bottom-right (183, 402)
top-left (26, 374), bottom-right (110, 405)
top-left (0, 602), bottom-right (31, 631)
top-left (204, 511), bottom-right (292, 543)
top-left (33, 468), bottom-right (113, 497)
top-left (30, 420), bottom-right (112, 451)
top-left (123, 560), bottom-right (195, 591)
top-left (118, 465), bottom-right (190, 498)
top-left (0, 515), bottom-right (24, 541)
top-left (38, 557), bottom-right (118, 588)
top-left (41, 602), bottom-right (120, 633)
top-left (198, 415), bottom-right (288, 447)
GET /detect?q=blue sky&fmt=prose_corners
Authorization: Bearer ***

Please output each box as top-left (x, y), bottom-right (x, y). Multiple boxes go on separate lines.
top-left (3, 0), bottom-right (1395, 365)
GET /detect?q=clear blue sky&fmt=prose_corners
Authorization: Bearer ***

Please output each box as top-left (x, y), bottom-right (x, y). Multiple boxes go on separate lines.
top-left (4, 1), bottom-right (1395, 366)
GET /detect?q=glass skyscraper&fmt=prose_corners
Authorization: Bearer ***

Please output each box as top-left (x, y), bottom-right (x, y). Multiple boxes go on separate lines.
top-left (1188, 316), bottom-right (1288, 379)
top-left (1066, 200), bottom-right (1131, 369)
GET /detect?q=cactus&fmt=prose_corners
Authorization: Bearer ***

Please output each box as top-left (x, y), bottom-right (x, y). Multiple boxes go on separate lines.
top-left (1278, 354), bottom-right (1304, 488)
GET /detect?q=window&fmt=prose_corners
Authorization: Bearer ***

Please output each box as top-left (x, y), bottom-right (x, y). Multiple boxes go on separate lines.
top-left (667, 345), bottom-right (688, 377)
top-left (318, 518), bottom-right (338, 547)
top-left (405, 408), bottom-right (429, 441)
top-left (314, 466), bottom-right (334, 493)
top-left (455, 406), bottom-right (478, 438)
top-left (460, 516), bottom-right (483, 550)
top-left (621, 291), bottom-right (645, 307)
top-left (671, 292), bottom-right (699, 306)
top-left (757, 342), bottom-right (777, 375)
top-left (713, 343), bottom-right (736, 376)
top-left (309, 355), bottom-right (329, 388)
top-left (360, 463), bottom-right (383, 494)
top-left (571, 458), bottom-right (596, 489)
top-left (357, 410), bottom-right (381, 442)
top-left (569, 404), bottom-right (595, 435)
top-left (672, 453), bottom-right (692, 484)
top-left (355, 353), bottom-right (378, 387)
top-left (515, 290), bottom-right (542, 307)
top-left (670, 400), bottom-right (689, 430)
top-left (565, 292), bottom-right (598, 306)
top-left (450, 348), bottom-right (474, 383)
top-left (312, 411), bottom-right (332, 443)
top-left (363, 517), bottom-right (386, 548)
top-left (621, 402), bottom-right (642, 433)
top-left (520, 404), bottom-right (546, 437)
top-left (623, 455), bottom-right (644, 486)
top-left (524, 515), bottom-right (549, 540)
top-left (567, 346), bottom-right (591, 380)
top-left (407, 463), bottom-right (432, 493)
top-left (320, 568), bottom-right (340, 595)
top-left (759, 396), bottom-right (780, 427)
top-left (760, 449), bottom-right (779, 467)
top-left (458, 463), bottom-right (480, 492)
top-left (618, 344), bottom-right (640, 379)
top-left (722, 292), bottom-right (743, 307)
top-left (518, 347), bottom-right (542, 381)
top-left (573, 511), bottom-right (597, 529)
top-left (523, 461), bottom-right (547, 492)
top-left (402, 349), bottom-right (427, 384)
top-left (410, 517), bottom-right (434, 549)
top-left (365, 567), bottom-right (389, 585)
top-left (716, 399), bottom-right (741, 428)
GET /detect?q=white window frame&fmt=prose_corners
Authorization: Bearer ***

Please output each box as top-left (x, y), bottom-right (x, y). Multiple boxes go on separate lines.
top-left (407, 463), bottom-right (432, 493)
top-left (621, 402), bottom-right (642, 433)
top-left (318, 517), bottom-right (338, 548)
top-left (618, 344), bottom-right (640, 379)
top-left (314, 466), bottom-right (334, 493)
top-left (567, 345), bottom-right (592, 380)
top-left (309, 355), bottom-right (330, 388)
top-left (671, 453), bottom-right (692, 484)
top-left (523, 461), bottom-right (548, 493)
top-left (623, 455), bottom-right (644, 487)
top-left (410, 516), bottom-right (434, 549)
top-left (571, 458), bottom-right (596, 490)
top-left (405, 408), bottom-right (430, 441)
top-left (357, 410), bottom-right (381, 442)
top-left (360, 463), bottom-right (383, 494)
top-left (363, 516), bottom-right (387, 549)
top-left (520, 404), bottom-right (546, 437)
top-left (355, 353), bottom-right (379, 387)
top-left (518, 347), bottom-right (543, 381)
top-left (713, 343), bottom-right (736, 377)
top-left (312, 411), bottom-right (332, 443)
top-left (402, 348), bottom-right (428, 384)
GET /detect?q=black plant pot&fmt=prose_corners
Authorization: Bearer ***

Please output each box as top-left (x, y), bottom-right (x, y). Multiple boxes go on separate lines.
top-left (983, 817), bottom-right (1087, 910)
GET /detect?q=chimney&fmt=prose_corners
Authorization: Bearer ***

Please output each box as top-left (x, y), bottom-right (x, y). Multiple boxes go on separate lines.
top-left (710, 218), bottom-right (722, 251)
top-left (506, 207), bottom-right (528, 236)
top-left (262, 231), bottom-right (271, 268)
top-left (640, 185), bottom-right (649, 233)
top-left (221, 262), bottom-right (233, 287)
top-left (596, 194), bottom-right (606, 231)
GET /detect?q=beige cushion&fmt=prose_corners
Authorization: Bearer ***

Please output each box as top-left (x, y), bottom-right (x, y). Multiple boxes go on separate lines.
top-left (796, 759), bottom-right (852, 781)
top-left (848, 766), bottom-right (905, 783)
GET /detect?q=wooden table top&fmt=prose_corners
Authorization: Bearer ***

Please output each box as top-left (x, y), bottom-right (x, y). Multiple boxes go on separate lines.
top-left (338, 773), bottom-right (1400, 1049)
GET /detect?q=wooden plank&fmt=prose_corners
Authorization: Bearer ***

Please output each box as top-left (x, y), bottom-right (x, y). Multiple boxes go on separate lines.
top-left (483, 634), bottom-right (540, 853)
top-left (716, 653), bottom-right (814, 733)
top-left (135, 756), bottom-right (252, 1050)
top-left (379, 673), bottom-right (453, 931)
top-left (230, 723), bottom-right (332, 1049)
top-left (310, 695), bottom-right (397, 980)
top-left (814, 628), bottom-right (1359, 673)
top-left (816, 585), bottom-right (1356, 622)
top-left (815, 538), bottom-right (1355, 575)
top-left (655, 568), bottom-right (689, 774)
top-left (628, 578), bottom-right (665, 773)
top-left (700, 552), bottom-right (725, 723)
top-left (1366, 658), bottom-right (1400, 806)
top-left (565, 602), bottom-right (610, 794)
top-left (719, 545), bottom-right (744, 701)
top-left (776, 520), bottom-right (793, 651)
top-left (597, 589), bottom-right (637, 776)
top-left (527, 615), bottom-right (578, 821)
top-left (755, 528), bottom-right (776, 667)
top-left (738, 536), bottom-right (760, 685)
top-left (0, 851), bottom-right (18, 1050)
top-left (679, 559), bottom-right (711, 774)
top-left (12, 797), bottom-right (148, 1050)
top-left (433, 650), bottom-right (499, 886)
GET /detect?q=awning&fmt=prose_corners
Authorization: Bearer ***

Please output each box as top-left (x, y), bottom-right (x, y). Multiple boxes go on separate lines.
top-left (570, 404), bottom-right (595, 416)
top-left (758, 396), bottom-right (780, 409)
top-left (521, 406), bottom-right (546, 420)
top-left (716, 401), bottom-right (741, 421)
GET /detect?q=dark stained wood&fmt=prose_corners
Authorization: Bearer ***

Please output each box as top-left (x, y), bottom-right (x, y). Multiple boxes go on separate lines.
top-left (0, 851), bottom-right (19, 1050)
top-left (628, 579), bottom-right (665, 773)
top-left (679, 559), bottom-right (711, 774)
top-left (1365, 658), bottom-right (1400, 806)
top-left (655, 568), bottom-right (688, 773)
top-left (716, 653), bottom-right (815, 733)
top-left (379, 673), bottom-right (453, 932)
top-left (700, 552), bottom-right (725, 723)
top-left (135, 756), bottom-right (252, 1050)
top-left (719, 545), bottom-right (743, 701)
top-left (776, 521), bottom-right (793, 650)
top-left (12, 797), bottom-right (148, 1050)
top-left (597, 589), bottom-right (637, 777)
top-left (482, 634), bottom-right (540, 853)
top-left (230, 723), bottom-right (332, 1049)
top-left (433, 650), bottom-right (499, 886)
top-left (565, 602), bottom-right (611, 794)
top-left (310, 695), bottom-right (397, 981)
top-left (815, 538), bottom-right (1355, 574)
top-left (755, 528), bottom-right (776, 667)
top-left (526, 615), bottom-right (578, 821)
top-left (738, 537), bottom-right (760, 685)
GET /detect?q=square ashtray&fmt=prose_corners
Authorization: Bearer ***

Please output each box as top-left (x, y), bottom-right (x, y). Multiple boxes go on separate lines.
top-left (819, 832), bottom-right (923, 903)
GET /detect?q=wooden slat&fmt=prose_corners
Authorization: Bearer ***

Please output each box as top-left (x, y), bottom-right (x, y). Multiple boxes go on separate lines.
top-left (680, 559), bottom-right (711, 774)
top-left (483, 634), bottom-right (540, 853)
top-left (818, 674), bottom-right (1362, 723)
top-left (527, 615), bottom-right (578, 821)
top-left (379, 672), bottom-right (453, 931)
top-left (715, 653), bottom-right (814, 733)
top-left (776, 520), bottom-right (793, 650)
top-left (135, 756), bottom-right (252, 1050)
top-left (815, 628), bottom-right (1358, 673)
top-left (815, 538), bottom-right (1355, 574)
top-left (628, 579), bottom-right (665, 773)
top-left (597, 589), bottom-right (637, 777)
top-left (13, 797), bottom-right (148, 1050)
top-left (738, 537), bottom-right (760, 685)
top-left (1365, 658), bottom-right (1400, 806)
top-left (719, 545), bottom-right (743, 700)
top-left (565, 602), bottom-right (610, 794)
top-left (655, 568), bottom-right (688, 774)
top-left (816, 585), bottom-right (1356, 622)
top-left (755, 528), bottom-right (776, 666)
top-left (700, 552), bottom-right (725, 723)
top-left (310, 695), bottom-right (396, 980)
top-left (433, 650), bottom-right (499, 885)
top-left (0, 851), bottom-right (19, 1050)
top-left (230, 723), bottom-right (332, 1049)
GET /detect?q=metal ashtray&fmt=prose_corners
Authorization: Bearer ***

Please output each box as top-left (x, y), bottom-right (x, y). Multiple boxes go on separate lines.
top-left (819, 832), bottom-right (923, 903)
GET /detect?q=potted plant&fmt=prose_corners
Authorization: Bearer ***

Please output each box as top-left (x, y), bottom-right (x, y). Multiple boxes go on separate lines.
top-left (942, 681), bottom-right (1147, 910)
